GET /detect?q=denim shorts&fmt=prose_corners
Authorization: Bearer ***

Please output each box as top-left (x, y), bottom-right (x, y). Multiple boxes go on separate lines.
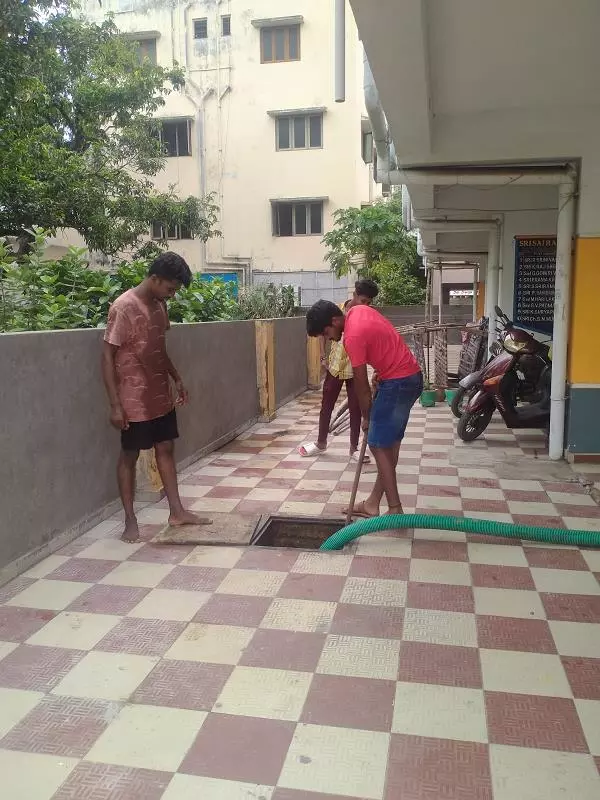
top-left (368, 372), bottom-right (423, 448)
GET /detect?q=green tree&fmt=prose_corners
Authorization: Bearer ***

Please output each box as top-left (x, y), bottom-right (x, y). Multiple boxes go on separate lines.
top-left (322, 194), bottom-right (425, 305)
top-left (0, 1), bottom-right (218, 254)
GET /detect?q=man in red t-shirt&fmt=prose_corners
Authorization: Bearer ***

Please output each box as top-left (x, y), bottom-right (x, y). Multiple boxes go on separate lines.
top-left (102, 253), bottom-right (211, 542)
top-left (307, 300), bottom-right (422, 518)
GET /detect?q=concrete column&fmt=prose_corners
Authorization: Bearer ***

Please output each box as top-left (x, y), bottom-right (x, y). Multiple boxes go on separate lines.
top-left (485, 229), bottom-right (500, 352)
top-left (255, 320), bottom-right (276, 422)
top-left (307, 334), bottom-right (323, 389)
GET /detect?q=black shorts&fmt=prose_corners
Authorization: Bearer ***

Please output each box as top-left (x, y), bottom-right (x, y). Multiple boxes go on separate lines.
top-left (121, 409), bottom-right (179, 452)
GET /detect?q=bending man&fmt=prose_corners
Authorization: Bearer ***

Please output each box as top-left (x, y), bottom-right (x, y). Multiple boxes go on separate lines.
top-left (306, 300), bottom-right (422, 517)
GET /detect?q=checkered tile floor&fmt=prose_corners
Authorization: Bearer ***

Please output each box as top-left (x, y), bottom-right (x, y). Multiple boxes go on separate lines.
top-left (1, 393), bottom-right (599, 798)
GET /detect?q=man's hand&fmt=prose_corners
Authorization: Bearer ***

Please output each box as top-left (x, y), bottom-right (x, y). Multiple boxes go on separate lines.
top-left (361, 416), bottom-right (370, 433)
top-left (175, 379), bottom-right (189, 407)
top-left (371, 373), bottom-right (379, 394)
top-left (110, 405), bottom-right (129, 430)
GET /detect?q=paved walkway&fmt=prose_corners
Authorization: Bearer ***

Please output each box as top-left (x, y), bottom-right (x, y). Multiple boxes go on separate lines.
top-left (0, 393), bottom-right (599, 798)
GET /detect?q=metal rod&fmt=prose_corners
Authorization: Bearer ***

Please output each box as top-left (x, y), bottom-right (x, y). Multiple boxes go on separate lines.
top-left (346, 433), bottom-right (369, 525)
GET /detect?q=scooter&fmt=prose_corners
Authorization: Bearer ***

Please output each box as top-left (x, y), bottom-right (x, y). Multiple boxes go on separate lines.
top-left (450, 338), bottom-right (502, 418)
top-left (457, 307), bottom-right (552, 442)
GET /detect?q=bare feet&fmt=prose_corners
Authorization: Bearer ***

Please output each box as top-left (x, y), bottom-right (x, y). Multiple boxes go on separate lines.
top-left (342, 499), bottom-right (380, 519)
top-left (168, 510), bottom-right (212, 527)
top-left (121, 517), bottom-right (141, 543)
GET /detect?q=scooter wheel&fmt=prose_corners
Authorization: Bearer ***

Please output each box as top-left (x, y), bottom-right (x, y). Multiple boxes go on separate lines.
top-left (451, 387), bottom-right (469, 419)
top-left (457, 407), bottom-right (493, 442)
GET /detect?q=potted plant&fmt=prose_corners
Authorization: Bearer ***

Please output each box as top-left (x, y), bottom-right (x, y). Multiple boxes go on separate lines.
top-left (420, 379), bottom-right (437, 407)
top-left (444, 387), bottom-right (460, 406)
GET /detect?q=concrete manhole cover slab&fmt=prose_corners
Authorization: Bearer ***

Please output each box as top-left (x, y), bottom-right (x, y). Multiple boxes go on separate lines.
top-left (151, 513), bottom-right (259, 545)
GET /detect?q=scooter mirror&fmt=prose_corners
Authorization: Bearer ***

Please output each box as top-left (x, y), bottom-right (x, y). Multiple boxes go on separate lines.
top-left (494, 305), bottom-right (503, 316)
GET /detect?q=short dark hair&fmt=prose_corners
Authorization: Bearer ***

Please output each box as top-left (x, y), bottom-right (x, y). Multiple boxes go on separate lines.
top-left (148, 252), bottom-right (192, 288)
top-left (355, 278), bottom-right (379, 299)
top-left (306, 299), bottom-right (343, 337)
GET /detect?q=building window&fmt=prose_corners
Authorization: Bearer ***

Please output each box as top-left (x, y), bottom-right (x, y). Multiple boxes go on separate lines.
top-left (135, 38), bottom-right (157, 65)
top-left (261, 25), bottom-right (300, 63)
top-left (361, 130), bottom-right (373, 164)
top-left (193, 18), bottom-right (208, 39)
top-left (276, 114), bottom-right (322, 150)
top-left (151, 222), bottom-right (192, 240)
top-left (159, 120), bottom-right (191, 157)
top-left (221, 15), bottom-right (231, 36)
top-left (272, 201), bottom-right (323, 237)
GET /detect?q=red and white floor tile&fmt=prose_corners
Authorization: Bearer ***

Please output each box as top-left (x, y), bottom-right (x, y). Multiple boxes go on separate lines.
top-left (0, 393), bottom-right (599, 798)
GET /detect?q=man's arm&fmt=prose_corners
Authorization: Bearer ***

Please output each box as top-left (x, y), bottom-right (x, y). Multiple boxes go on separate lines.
top-left (101, 341), bottom-right (128, 430)
top-left (164, 351), bottom-right (188, 406)
top-left (352, 364), bottom-right (372, 430)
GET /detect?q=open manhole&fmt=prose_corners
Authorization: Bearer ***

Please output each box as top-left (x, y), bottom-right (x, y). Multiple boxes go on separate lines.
top-left (250, 515), bottom-right (344, 550)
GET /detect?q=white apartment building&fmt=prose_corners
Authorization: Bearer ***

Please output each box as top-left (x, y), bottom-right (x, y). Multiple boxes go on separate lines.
top-left (71, 0), bottom-right (377, 302)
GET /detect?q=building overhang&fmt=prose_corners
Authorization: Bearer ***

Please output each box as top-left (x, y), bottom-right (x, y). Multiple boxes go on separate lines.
top-left (267, 107), bottom-right (327, 118)
top-left (252, 16), bottom-right (304, 29)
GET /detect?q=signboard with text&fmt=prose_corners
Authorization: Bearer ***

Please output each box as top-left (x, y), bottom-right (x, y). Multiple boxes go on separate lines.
top-left (513, 235), bottom-right (556, 336)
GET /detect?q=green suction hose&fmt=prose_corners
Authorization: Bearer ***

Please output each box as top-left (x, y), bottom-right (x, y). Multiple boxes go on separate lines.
top-left (320, 514), bottom-right (600, 551)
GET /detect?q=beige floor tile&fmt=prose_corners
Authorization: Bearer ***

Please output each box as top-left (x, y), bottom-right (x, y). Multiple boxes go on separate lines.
top-left (52, 651), bottom-right (158, 701)
top-left (490, 744), bottom-right (600, 800)
top-left (507, 502), bottom-right (557, 516)
top-left (341, 577), bottom-right (407, 607)
top-left (460, 487), bottom-right (506, 501)
top-left (409, 559), bottom-right (471, 586)
top-left (581, 549), bottom-right (600, 571)
top-left (547, 491), bottom-right (597, 506)
top-left (413, 528), bottom-right (467, 542)
top-left (0, 688), bottom-right (44, 738)
top-left (215, 665), bottom-right (312, 721)
top-left (182, 546), bottom-right (243, 568)
top-left (296, 479), bottom-right (339, 492)
top-left (246, 488), bottom-right (291, 503)
top-left (87, 704), bottom-right (206, 772)
top-left (178, 484), bottom-right (212, 498)
top-left (292, 552), bottom-right (353, 577)
top-left (7, 579), bottom-right (91, 611)
top-left (165, 623), bottom-right (254, 664)
top-left (278, 501), bottom-right (326, 516)
top-left (480, 649), bottom-right (572, 697)
top-left (355, 537), bottom-right (413, 558)
top-left (531, 567), bottom-right (600, 595)
top-left (219, 477), bottom-right (262, 488)
top-left (473, 587), bottom-right (546, 619)
top-left (279, 723), bottom-right (389, 800)
top-left (393, 682), bottom-right (487, 743)
top-left (418, 474), bottom-right (460, 487)
top-left (467, 543), bottom-right (528, 567)
top-left (137, 507), bottom-right (170, 525)
top-left (261, 598), bottom-right (336, 633)
top-left (0, 749), bottom-right (78, 800)
top-left (161, 775), bottom-right (274, 800)
top-left (77, 538), bottom-right (144, 560)
top-left (550, 621), bottom-right (600, 658)
top-left (267, 469), bottom-right (306, 480)
top-left (100, 561), bottom-right (174, 589)
top-left (403, 608), bottom-right (478, 648)
top-left (195, 466), bottom-right (236, 477)
top-left (27, 611), bottom-right (119, 650)
top-left (24, 555), bottom-right (70, 579)
top-left (317, 634), bottom-right (400, 680)
top-left (563, 516), bottom-right (600, 531)
top-left (0, 641), bottom-right (18, 663)
top-left (575, 699), bottom-right (600, 755)
top-left (129, 589), bottom-right (211, 621)
top-left (498, 480), bottom-right (543, 491)
top-left (190, 498), bottom-right (241, 513)
top-left (215, 569), bottom-right (287, 597)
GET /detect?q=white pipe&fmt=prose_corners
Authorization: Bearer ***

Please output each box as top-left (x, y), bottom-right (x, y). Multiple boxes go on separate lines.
top-left (334, 0), bottom-right (345, 103)
top-left (437, 263), bottom-right (443, 324)
top-left (473, 267), bottom-right (479, 322)
top-left (548, 182), bottom-right (576, 460)
top-left (363, 51), bottom-right (390, 172)
top-left (485, 228), bottom-right (501, 353)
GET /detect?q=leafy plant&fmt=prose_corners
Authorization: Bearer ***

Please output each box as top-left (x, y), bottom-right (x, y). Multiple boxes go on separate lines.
top-left (234, 284), bottom-right (297, 320)
top-left (0, 2), bottom-right (219, 254)
top-left (323, 194), bottom-right (425, 305)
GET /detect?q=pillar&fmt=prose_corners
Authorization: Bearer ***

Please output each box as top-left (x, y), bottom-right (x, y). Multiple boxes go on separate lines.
top-left (307, 334), bottom-right (322, 389)
top-left (255, 320), bottom-right (276, 421)
top-left (485, 229), bottom-right (500, 352)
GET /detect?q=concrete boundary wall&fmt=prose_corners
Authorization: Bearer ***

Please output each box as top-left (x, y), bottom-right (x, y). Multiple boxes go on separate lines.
top-left (0, 318), bottom-right (307, 582)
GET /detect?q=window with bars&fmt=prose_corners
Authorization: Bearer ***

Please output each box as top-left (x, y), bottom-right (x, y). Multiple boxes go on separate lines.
top-left (151, 222), bottom-right (192, 241)
top-left (193, 18), bottom-right (208, 39)
top-left (260, 25), bottom-right (300, 63)
top-left (135, 38), bottom-right (157, 65)
top-left (221, 15), bottom-right (231, 36)
top-left (272, 201), bottom-right (323, 237)
top-left (276, 114), bottom-right (322, 150)
top-left (159, 120), bottom-right (191, 157)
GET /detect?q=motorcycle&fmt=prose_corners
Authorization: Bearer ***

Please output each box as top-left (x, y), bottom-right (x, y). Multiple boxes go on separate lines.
top-left (450, 338), bottom-right (503, 418)
top-left (457, 307), bottom-right (552, 442)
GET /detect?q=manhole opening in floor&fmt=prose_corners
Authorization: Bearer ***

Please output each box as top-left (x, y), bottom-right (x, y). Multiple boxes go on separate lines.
top-left (250, 515), bottom-right (343, 550)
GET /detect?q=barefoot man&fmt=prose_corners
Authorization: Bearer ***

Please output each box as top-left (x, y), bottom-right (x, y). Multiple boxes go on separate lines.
top-left (102, 252), bottom-right (211, 542)
top-left (306, 300), bottom-right (422, 518)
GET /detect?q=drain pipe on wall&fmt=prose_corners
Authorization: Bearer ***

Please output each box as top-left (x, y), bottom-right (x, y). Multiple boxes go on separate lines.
top-left (334, 0), bottom-right (345, 102)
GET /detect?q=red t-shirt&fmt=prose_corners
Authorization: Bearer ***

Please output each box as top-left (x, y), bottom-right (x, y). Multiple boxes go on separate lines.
top-left (343, 305), bottom-right (420, 380)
